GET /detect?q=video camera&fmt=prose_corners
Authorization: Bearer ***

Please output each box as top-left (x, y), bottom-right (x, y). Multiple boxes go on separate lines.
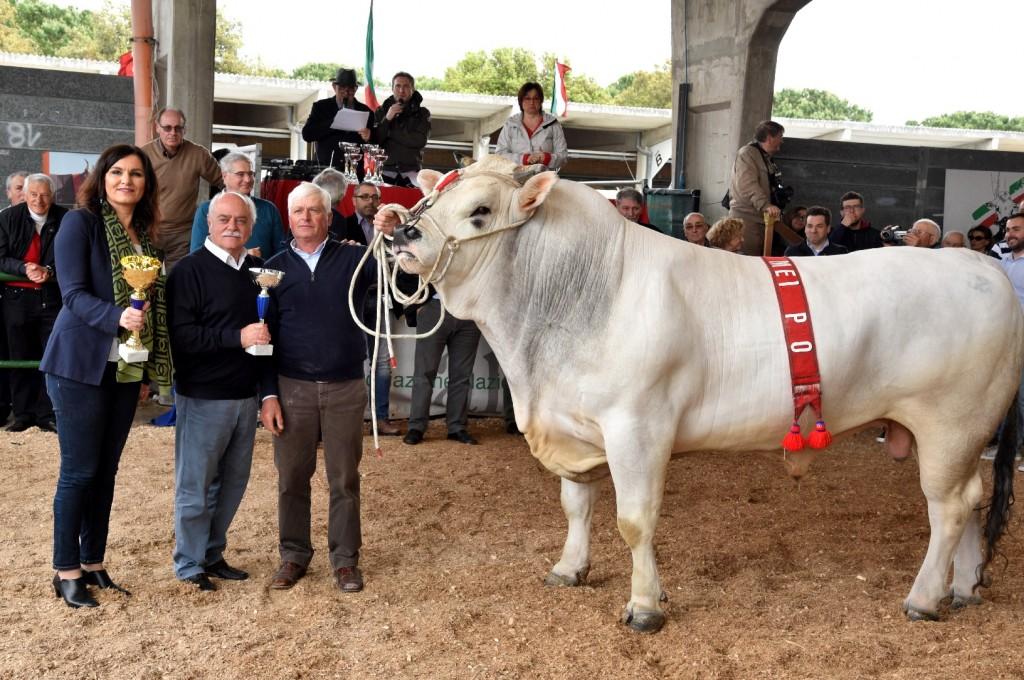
top-left (879, 225), bottom-right (909, 245)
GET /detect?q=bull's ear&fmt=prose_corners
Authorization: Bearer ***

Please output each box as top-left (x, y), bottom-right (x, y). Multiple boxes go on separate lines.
top-left (418, 169), bottom-right (444, 195)
top-left (517, 171), bottom-right (559, 213)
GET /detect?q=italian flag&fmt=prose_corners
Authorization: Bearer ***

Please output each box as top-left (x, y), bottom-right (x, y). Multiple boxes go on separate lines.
top-left (363, 0), bottom-right (379, 111)
top-left (1010, 177), bottom-right (1024, 205)
top-left (550, 61), bottom-right (571, 118)
top-left (972, 202), bottom-right (1000, 229)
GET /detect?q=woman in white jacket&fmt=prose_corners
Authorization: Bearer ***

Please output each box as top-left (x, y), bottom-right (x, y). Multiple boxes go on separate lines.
top-left (495, 82), bottom-right (568, 171)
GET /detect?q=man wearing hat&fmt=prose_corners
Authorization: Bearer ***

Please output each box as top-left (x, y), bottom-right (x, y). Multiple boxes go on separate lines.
top-left (301, 68), bottom-right (373, 169)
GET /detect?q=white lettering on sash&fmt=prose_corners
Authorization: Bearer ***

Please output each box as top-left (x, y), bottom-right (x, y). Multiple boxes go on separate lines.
top-left (778, 280), bottom-right (800, 287)
top-left (790, 340), bottom-right (813, 353)
top-left (773, 268), bottom-right (797, 278)
top-left (784, 312), bottom-right (807, 323)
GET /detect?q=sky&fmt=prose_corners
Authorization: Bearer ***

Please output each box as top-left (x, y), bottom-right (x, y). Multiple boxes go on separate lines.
top-left (52, 0), bottom-right (1024, 125)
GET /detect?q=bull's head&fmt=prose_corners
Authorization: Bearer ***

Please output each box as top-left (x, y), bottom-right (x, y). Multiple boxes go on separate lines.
top-left (391, 156), bottom-right (559, 282)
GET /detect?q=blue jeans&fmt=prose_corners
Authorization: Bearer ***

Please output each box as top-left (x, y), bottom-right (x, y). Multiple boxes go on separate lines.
top-left (173, 394), bottom-right (257, 579)
top-left (47, 365), bottom-right (140, 571)
top-left (363, 292), bottom-right (391, 421)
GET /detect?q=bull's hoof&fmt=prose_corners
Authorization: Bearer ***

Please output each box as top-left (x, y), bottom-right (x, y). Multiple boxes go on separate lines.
top-left (621, 606), bottom-right (665, 633)
top-left (950, 594), bottom-right (983, 610)
top-left (544, 566), bottom-right (589, 587)
top-left (902, 600), bottom-right (939, 621)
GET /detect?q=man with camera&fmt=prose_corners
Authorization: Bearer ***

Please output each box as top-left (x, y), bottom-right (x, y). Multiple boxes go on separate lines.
top-left (830, 191), bottom-right (882, 252)
top-left (727, 120), bottom-right (789, 256)
top-left (783, 206), bottom-right (847, 257)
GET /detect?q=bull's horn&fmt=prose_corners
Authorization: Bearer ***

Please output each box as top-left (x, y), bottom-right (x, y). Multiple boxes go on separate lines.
top-left (513, 164), bottom-right (546, 185)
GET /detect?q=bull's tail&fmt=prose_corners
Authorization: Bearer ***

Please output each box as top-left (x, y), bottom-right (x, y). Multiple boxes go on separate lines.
top-left (978, 395), bottom-right (1018, 590)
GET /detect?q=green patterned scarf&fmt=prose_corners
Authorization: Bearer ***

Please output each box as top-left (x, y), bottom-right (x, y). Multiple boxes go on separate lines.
top-left (102, 203), bottom-right (173, 395)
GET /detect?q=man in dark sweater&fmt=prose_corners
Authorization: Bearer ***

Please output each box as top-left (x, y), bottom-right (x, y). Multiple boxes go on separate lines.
top-left (829, 191), bottom-right (881, 252)
top-left (0, 173), bottom-right (66, 432)
top-left (259, 182), bottom-right (374, 594)
top-left (167, 191), bottom-right (270, 591)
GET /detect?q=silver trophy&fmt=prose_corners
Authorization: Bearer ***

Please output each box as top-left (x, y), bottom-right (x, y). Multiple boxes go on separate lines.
top-left (247, 268), bottom-right (285, 356)
top-left (341, 142), bottom-right (361, 183)
top-left (371, 148), bottom-right (388, 185)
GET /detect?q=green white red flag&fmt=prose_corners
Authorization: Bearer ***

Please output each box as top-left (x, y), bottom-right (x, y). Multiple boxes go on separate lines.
top-left (1010, 177), bottom-right (1024, 205)
top-left (550, 61), bottom-right (570, 118)
top-left (972, 202), bottom-right (1000, 228)
top-left (364, 1), bottom-right (379, 111)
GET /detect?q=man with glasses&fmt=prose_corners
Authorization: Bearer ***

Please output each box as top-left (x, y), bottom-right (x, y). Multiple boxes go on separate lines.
top-left (902, 219), bottom-right (941, 248)
top-left (830, 191), bottom-right (881, 252)
top-left (142, 107), bottom-right (223, 270)
top-left (301, 68), bottom-right (372, 170)
top-left (682, 212), bottom-right (710, 246)
top-left (190, 152), bottom-right (285, 259)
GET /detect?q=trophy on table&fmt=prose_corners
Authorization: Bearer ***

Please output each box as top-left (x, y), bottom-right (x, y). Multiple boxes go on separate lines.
top-left (371, 148), bottom-right (388, 185)
top-left (118, 255), bottom-right (162, 363)
top-left (247, 268), bottom-right (285, 355)
top-left (341, 142), bottom-right (361, 183)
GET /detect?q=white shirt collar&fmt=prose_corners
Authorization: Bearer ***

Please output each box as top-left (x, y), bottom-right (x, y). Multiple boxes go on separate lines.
top-left (807, 238), bottom-right (830, 255)
top-left (204, 238), bottom-right (247, 270)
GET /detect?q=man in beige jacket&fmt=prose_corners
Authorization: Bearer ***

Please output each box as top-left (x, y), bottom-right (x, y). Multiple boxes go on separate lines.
top-left (727, 120), bottom-right (785, 256)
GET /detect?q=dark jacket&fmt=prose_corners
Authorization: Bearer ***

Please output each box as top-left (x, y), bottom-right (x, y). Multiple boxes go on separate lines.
top-left (830, 220), bottom-right (882, 252)
top-left (301, 96), bottom-right (373, 168)
top-left (0, 202), bottom-right (68, 306)
top-left (329, 210), bottom-right (370, 245)
top-left (784, 240), bottom-right (849, 257)
top-left (40, 209), bottom-right (127, 385)
top-left (372, 90), bottom-right (431, 172)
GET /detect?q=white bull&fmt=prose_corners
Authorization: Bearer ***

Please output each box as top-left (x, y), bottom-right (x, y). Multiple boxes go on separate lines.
top-left (376, 156), bottom-right (1024, 632)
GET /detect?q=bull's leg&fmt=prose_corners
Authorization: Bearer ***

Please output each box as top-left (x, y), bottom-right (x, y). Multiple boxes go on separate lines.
top-left (949, 472), bottom-right (985, 608)
top-left (545, 478), bottom-right (599, 587)
top-left (904, 456), bottom-right (981, 620)
top-left (606, 448), bottom-right (670, 633)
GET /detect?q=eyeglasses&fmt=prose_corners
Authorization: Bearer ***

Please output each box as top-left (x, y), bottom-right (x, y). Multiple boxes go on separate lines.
top-left (969, 235), bottom-right (988, 241)
top-left (353, 194), bottom-right (380, 200)
top-left (228, 171), bottom-right (255, 179)
top-left (158, 124), bottom-right (185, 133)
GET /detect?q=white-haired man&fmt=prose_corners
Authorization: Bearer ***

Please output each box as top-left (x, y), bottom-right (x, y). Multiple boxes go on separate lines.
top-left (190, 152), bottom-right (285, 259)
top-left (682, 212), bottom-right (709, 246)
top-left (259, 182), bottom-right (375, 594)
top-left (903, 219), bottom-right (941, 248)
top-left (167, 191), bottom-right (270, 591)
top-left (0, 173), bottom-right (66, 431)
top-left (3, 171), bottom-right (28, 210)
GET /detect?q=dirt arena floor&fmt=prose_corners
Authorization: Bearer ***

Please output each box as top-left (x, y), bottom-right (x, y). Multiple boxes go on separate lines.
top-left (4, 407), bottom-right (1024, 679)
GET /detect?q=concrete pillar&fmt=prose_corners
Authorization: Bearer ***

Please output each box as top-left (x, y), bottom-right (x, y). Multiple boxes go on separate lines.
top-left (672, 0), bottom-right (810, 217)
top-left (153, 0), bottom-right (216, 151)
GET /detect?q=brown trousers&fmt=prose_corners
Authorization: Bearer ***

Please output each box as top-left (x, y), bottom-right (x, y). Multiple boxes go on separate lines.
top-left (274, 376), bottom-right (365, 569)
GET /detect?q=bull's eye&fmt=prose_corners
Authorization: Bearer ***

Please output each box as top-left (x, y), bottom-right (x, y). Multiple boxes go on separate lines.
top-left (470, 206), bottom-right (491, 217)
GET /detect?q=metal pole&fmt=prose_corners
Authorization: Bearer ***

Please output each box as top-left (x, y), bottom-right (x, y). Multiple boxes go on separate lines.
top-left (673, 82), bottom-right (691, 189)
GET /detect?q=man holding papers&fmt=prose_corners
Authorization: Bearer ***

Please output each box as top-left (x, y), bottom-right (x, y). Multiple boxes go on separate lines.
top-left (301, 68), bottom-right (372, 169)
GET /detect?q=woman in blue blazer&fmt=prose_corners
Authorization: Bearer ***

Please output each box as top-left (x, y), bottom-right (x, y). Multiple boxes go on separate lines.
top-left (41, 144), bottom-right (171, 608)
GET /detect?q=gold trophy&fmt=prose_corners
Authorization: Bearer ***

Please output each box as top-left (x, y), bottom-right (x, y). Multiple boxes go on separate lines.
top-left (247, 268), bottom-right (285, 355)
top-left (118, 255), bottom-right (161, 363)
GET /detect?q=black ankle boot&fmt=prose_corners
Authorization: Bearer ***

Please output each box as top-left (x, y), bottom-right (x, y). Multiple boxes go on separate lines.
top-left (52, 574), bottom-right (98, 609)
top-left (81, 569), bottom-right (131, 596)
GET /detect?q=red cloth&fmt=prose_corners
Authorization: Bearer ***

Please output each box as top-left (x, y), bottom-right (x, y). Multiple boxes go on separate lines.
top-left (258, 180), bottom-right (423, 233)
top-left (117, 51), bottom-right (134, 77)
top-left (9, 232), bottom-right (42, 289)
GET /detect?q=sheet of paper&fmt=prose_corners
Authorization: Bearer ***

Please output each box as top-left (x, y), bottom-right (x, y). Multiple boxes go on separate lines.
top-left (330, 108), bottom-right (369, 132)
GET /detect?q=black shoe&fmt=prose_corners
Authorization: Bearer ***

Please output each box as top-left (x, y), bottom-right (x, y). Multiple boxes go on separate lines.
top-left (6, 419), bottom-right (33, 433)
top-left (52, 574), bottom-right (98, 609)
top-left (205, 559), bottom-right (248, 580)
top-left (81, 569), bottom-right (131, 596)
top-left (403, 429), bottom-right (424, 445)
top-left (183, 573), bottom-right (217, 591)
top-left (36, 418), bottom-right (58, 434)
top-left (447, 430), bottom-right (479, 445)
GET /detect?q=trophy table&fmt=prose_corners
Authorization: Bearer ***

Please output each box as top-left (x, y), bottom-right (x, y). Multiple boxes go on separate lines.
top-left (247, 268), bottom-right (285, 355)
top-left (118, 255), bottom-right (161, 363)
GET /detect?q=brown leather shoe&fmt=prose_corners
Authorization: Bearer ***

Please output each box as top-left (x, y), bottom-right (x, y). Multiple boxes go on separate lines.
top-left (270, 561), bottom-right (306, 590)
top-left (377, 420), bottom-right (401, 436)
top-left (334, 566), bottom-right (364, 593)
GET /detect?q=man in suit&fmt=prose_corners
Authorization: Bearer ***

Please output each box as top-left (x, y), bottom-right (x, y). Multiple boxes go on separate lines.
top-left (301, 68), bottom-right (372, 169)
top-left (784, 206), bottom-right (848, 257)
top-left (0, 173), bottom-right (67, 431)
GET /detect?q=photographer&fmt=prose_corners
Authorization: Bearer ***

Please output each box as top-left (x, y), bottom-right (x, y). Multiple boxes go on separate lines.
top-left (727, 120), bottom-right (788, 255)
top-left (904, 219), bottom-right (941, 248)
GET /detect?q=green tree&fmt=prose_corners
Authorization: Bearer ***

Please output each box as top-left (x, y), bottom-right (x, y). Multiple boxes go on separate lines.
top-left (0, 0), bottom-right (34, 53)
top-left (906, 111), bottom-right (1024, 132)
top-left (11, 0), bottom-right (90, 56)
top-left (415, 75), bottom-right (445, 91)
top-left (610, 61), bottom-right (671, 108)
top-left (539, 53), bottom-right (611, 105)
top-left (442, 47), bottom-right (539, 96)
top-left (772, 88), bottom-right (872, 122)
top-left (291, 62), bottom-right (363, 82)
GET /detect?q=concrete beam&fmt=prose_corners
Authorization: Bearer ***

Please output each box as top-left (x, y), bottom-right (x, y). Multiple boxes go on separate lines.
top-left (809, 127), bottom-right (853, 142)
top-left (641, 124), bottom-right (673, 147)
top-left (153, 0), bottom-right (216, 150)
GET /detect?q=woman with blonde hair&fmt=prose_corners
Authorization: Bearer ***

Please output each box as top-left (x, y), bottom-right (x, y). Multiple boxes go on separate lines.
top-left (707, 217), bottom-right (745, 253)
